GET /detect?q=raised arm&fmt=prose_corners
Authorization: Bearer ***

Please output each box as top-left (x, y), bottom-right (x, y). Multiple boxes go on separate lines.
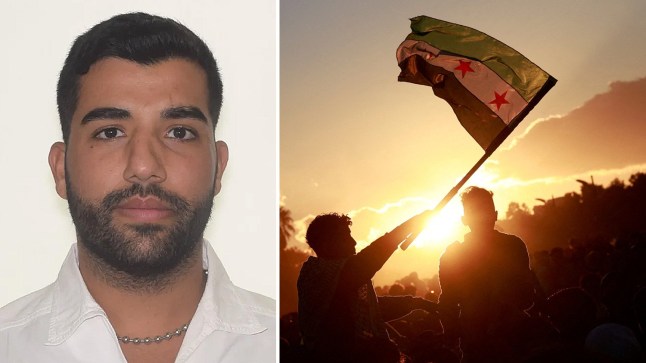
top-left (339, 210), bottom-right (433, 291)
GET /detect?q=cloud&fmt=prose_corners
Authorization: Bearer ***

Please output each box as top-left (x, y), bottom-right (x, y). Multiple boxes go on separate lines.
top-left (499, 114), bottom-right (564, 151)
top-left (493, 77), bottom-right (646, 180)
top-left (289, 196), bottom-right (435, 249)
top-left (346, 196), bottom-right (433, 218)
top-left (490, 162), bottom-right (646, 189)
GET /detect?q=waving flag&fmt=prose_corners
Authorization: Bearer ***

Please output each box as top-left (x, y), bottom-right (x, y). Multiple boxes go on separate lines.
top-left (397, 16), bottom-right (556, 150)
top-left (396, 16), bottom-right (557, 250)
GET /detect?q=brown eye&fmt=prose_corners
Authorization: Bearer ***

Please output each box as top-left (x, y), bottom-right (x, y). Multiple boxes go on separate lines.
top-left (95, 127), bottom-right (124, 139)
top-left (166, 127), bottom-right (196, 140)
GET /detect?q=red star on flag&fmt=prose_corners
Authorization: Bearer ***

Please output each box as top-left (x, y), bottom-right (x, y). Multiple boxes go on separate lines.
top-left (454, 60), bottom-right (475, 78)
top-left (489, 91), bottom-right (510, 111)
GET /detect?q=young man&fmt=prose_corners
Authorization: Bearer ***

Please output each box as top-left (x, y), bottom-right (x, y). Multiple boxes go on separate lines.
top-left (297, 211), bottom-right (436, 362)
top-left (0, 13), bottom-right (274, 363)
top-left (438, 186), bottom-right (534, 363)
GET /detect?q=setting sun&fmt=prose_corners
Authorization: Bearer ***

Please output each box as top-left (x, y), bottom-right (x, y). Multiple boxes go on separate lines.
top-left (413, 200), bottom-right (466, 248)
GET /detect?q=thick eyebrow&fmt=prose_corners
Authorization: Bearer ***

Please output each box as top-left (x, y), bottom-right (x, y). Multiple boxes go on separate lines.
top-left (161, 106), bottom-right (208, 124)
top-left (81, 107), bottom-right (131, 124)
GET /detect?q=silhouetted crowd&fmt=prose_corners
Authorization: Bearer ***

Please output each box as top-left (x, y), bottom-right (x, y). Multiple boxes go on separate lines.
top-left (281, 232), bottom-right (646, 362)
top-left (280, 181), bottom-right (646, 362)
top-left (280, 235), bottom-right (646, 363)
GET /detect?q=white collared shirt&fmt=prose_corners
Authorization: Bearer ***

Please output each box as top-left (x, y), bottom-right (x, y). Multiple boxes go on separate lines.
top-left (0, 241), bottom-right (275, 362)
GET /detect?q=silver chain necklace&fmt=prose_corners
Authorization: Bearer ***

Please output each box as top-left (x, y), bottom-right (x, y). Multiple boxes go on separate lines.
top-left (117, 322), bottom-right (189, 344)
top-left (115, 270), bottom-right (207, 344)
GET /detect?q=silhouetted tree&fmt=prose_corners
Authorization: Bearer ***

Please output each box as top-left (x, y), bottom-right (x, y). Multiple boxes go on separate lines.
top-left (500, 173), bottom-right (646, 252)
top-left (280, 206), bottom-right (309, 316)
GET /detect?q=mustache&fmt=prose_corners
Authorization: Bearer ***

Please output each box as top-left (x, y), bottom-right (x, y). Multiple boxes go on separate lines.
top-left (102, 184), bottom-right (190, 213)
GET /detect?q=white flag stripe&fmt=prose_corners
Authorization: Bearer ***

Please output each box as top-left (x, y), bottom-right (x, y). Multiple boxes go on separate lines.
top-left (397, 39), bottom-right (528, 124)
top-left (396, 39), bottom-right (442, 61)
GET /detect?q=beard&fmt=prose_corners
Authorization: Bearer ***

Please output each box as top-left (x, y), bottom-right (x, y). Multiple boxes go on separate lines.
top-left (66, 179), bottom-right (214, 288)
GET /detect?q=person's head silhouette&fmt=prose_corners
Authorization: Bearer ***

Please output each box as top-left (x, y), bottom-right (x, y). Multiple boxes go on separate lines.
top-left (306, 213), bottom-right (357, 258)
top-left (460, 186), bottom-right (497, 234)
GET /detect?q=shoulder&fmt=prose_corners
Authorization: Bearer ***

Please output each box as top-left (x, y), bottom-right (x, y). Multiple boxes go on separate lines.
top-left (232, 286), bottom-right (276, 341)
top-left (495, 230), bottom-right (524, 242)
top-left (234, 286), bottom-right (275, 321)
top-left (495, 231), bottom-right (528, 250)
top-left (494, 231), bottom-right (530, 265)
top-left (299, 256), bottom-right (318, 271)
top-left (298, 256), bottom-right (346, 279)
top-left (195, 286), bottom-right (276, 361)
top-left (0, 284), bottom-right (53, 333)
top-left (0, 285), bottom-right (53, 358)
top-left (441, 241), bottom-right (463, 258)
top-left (204, 240), bottom-right (275, 322)
top-left (183, 284), bottom-right (277, 362)
top-left (439, 241), bottom-right (464, 268)
top-left (230, 287), bottom-right (276, 351)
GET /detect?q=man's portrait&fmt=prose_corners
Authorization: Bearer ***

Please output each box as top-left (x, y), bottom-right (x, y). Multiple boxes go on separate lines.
top-left (0, 2), bottom-right (276, 362)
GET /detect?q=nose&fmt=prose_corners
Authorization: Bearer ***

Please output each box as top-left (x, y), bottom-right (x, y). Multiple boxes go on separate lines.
top-left (122, 132), bottom-right (166, 185)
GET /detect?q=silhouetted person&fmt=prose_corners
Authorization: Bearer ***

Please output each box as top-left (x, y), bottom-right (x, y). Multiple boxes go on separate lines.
top-left (389, 283), bottom-right (406, 296)
top-left (439, 187), bottom-right (534, 363)
top-left (585, 323), bottom-right (644, 363)
top-left (297, 212), bottom-right (434, 363)
top-left (545, 287), bottom-right (598, 359)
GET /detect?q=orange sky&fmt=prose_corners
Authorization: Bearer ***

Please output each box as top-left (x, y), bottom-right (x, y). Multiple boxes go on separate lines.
top-left (280, 0), bottom-right (646, 285)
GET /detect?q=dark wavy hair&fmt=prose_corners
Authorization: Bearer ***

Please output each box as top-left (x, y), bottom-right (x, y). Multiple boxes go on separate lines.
top-left (305, 213), bottom-right (352, 254)
top-left (460, 186), bottom-right (494, 208)
top-left (57, 12), bottom-right (223, 143)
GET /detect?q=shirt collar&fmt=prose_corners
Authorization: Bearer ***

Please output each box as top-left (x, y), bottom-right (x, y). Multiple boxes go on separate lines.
top-left (197, 241), bottom-right (267, 334)
top-left (47, 245), bottom-right (105, 345)
top-left (46, 241), bottom-right (266, 346)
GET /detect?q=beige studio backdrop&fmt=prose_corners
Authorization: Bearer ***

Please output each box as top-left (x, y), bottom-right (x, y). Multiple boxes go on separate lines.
top-left (0, 0), bottom-right (277, 306)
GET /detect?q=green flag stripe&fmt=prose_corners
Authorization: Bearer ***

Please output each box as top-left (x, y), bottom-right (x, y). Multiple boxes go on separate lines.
top-left (405, 16), bottom-right (550, 101)
top-left (397, 39), bottom-right (528, 124)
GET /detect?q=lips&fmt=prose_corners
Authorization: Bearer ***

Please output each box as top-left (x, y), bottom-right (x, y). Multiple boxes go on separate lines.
top-left (113, 197), bottom-right (175, 222)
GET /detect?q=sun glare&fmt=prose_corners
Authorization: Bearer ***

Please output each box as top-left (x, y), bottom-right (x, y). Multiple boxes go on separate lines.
top-left (407, 166), bottom-right (501, 248)
top-left (413, 200), bottom-right (466, 248)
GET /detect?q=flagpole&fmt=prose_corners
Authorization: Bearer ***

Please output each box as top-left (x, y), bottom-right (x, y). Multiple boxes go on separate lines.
top-left (400, 76), bottom-right (557, 250)
top-left (399, 140), bottom-right (492, 250)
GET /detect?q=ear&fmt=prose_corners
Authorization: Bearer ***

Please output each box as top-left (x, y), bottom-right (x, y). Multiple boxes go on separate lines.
top-left (213, 140), bottom-right (229, 195)
top-left (48, 142), bottom-right (68, 200)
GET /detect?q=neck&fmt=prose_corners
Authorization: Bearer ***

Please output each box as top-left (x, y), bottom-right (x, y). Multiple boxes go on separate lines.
top-left (77, 242), bottom-right (207, 342)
